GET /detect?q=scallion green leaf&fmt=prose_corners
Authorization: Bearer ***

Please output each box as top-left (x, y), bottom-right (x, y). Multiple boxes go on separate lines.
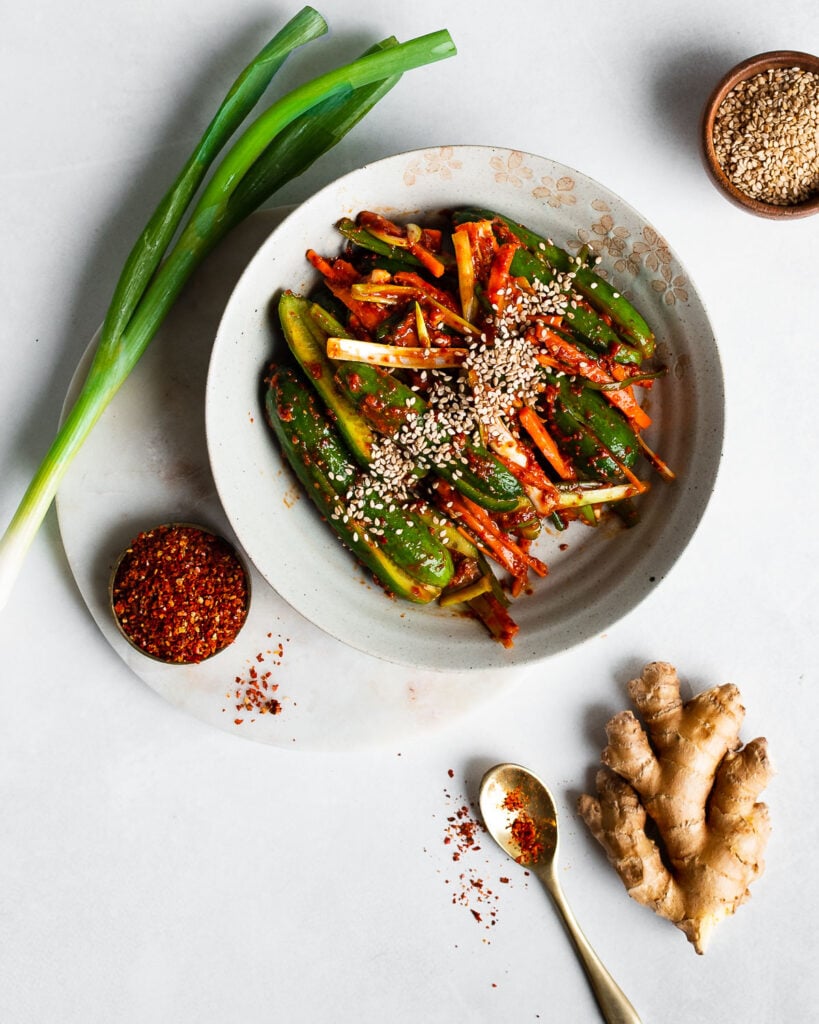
top-left (101, 5), bottom-right (328, 359)
top-left (0, 13), bottom-right (456, 609)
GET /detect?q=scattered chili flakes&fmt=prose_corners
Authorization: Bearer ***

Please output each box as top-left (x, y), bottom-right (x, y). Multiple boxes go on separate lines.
top-left (222, 635), bottom-right (289, 724)
top-left (444, 801), bottom-right (482, 863)
top-left (111, 523), bottom-right (249, 664)
top-left (432, 772), bottom-right (528, 939)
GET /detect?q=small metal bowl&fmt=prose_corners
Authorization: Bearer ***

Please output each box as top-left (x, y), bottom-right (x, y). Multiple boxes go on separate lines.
top-left (701, 50), bottom-right (819, 218)
top-left (109, 521), bottom-right (251, 665)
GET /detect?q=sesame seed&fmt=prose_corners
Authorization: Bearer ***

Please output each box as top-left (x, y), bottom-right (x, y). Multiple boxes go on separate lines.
top-left (712, 66), bottom-right (819, 205)
top-left (332, 265), bottom-right (578, 517)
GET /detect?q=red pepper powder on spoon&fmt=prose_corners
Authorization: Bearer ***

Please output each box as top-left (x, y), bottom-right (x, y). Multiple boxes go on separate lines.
top-left (111, 523), bottom-right (249, 664)
top-left (503, 786), bottom-right (545, 864)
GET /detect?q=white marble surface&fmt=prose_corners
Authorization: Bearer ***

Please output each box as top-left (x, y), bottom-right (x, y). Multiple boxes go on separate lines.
top-left (1, 1), bottom-right (817, 1021)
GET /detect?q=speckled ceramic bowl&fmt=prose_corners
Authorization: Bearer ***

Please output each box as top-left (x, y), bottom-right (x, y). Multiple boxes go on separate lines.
top-left (701, 50), bottom-right (819, 218)
top-left (206, 146), bottom-right (724, 672)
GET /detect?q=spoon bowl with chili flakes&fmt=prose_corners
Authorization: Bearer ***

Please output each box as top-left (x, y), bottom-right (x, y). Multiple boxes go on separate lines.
top-left (479, 763), bottom-right (641, 1024)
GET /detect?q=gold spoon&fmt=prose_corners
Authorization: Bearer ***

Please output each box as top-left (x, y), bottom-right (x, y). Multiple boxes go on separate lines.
top-left (479, 763), bottom-right (642, 1024)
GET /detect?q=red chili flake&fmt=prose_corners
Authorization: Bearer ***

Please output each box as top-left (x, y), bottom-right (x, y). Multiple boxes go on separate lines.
top-left (509, 811), bottom-right (544, 864)
top-left (225, 640), bottom-right (288, 724)
top-left (500, 787), bottom-right (547, 864)
top-left (111, 524), bottom-right (248, 664)
top-left (435, 775), bottom-right (510, 937)
top-left (502, 786), bottom-right (525, 812)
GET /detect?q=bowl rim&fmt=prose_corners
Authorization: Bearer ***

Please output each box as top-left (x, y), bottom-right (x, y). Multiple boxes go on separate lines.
top-left (206, 144), bottom-right (725, 671)
top-left (701, 49), bottom-right (819, 218)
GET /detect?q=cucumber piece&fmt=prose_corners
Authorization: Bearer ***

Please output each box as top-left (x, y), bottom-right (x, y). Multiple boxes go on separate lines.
top-left (278, 291), bottom-right (375, 467)
top-left (549, 376), bottom-right (640, 481)
top-left (453, 207), bottom-right (654, 356)
top-left (264, 365), bottom-right (452, 598)
top-left (508, 249), bottom-right (642, 366)
top-left (333, 360), bottom-right (528, 514)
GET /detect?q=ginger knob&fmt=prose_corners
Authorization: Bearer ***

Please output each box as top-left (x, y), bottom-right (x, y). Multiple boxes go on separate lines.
top-left (577, 661), bottom-right (772, 954)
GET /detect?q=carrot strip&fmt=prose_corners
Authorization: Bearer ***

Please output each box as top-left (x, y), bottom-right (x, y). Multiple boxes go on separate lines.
top-left (536, 325), bottom-right (652, 430)
top-left (494, 458), bottom-right (559, 517)
top-left (436, 482), bottom-right (548, 580)
top-left (305, 250), bottom-right (387, 332)
top-left (534, 353), bottom-right (562, 369)
top-left (419, 227), bottom-right (443, 252)
top-left (486, 242), bottom-right (520, 311)
top-left (406, 227), bottom-right (446, 277)
top-left (518, 406), bottom-right (575, 480)
top-left (320, 282), bottom-right (386, 332)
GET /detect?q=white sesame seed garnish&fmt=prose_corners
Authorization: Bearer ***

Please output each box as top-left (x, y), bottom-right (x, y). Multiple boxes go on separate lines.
top-left (333, 264), bottom-right (581, 517)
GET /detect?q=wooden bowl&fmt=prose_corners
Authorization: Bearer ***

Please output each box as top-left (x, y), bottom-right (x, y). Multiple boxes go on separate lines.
top-left (701, 50), bottom-right (819, 218)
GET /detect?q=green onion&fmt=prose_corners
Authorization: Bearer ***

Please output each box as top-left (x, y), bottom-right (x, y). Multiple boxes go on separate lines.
top-left (593, 369), bottom-right (668, 391)
top-left (0, 8), bottom-right (456, 608)
top-left (100, 6), bottom-right (329, 351)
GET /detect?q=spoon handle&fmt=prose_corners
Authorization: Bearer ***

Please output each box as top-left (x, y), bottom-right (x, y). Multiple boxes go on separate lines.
top-left (542, 874), bottom-right (642, 1024)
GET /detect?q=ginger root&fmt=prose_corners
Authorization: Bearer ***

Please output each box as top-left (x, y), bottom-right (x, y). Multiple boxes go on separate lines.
top-left (577, 661), bottom-right (772, 954)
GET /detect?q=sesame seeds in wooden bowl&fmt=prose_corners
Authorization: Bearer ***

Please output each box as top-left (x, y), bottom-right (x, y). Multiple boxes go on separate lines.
top-left (702, 51), bottom-right (819, 218)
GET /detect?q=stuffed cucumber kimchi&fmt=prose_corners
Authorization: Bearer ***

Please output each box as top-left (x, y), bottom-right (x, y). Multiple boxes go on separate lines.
top-left (263, 207), bottom-right (673, 647)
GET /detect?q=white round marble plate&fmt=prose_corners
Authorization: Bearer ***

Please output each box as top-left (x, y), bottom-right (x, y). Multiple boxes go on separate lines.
top-left (56, 210), bottom-right (522, 752)
top-left (206, 146), bottom-right (724, 672)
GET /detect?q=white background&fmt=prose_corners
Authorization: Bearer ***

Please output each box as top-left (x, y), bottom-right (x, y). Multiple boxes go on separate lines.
top-left (1, 1), bottom-right (817, 1021)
